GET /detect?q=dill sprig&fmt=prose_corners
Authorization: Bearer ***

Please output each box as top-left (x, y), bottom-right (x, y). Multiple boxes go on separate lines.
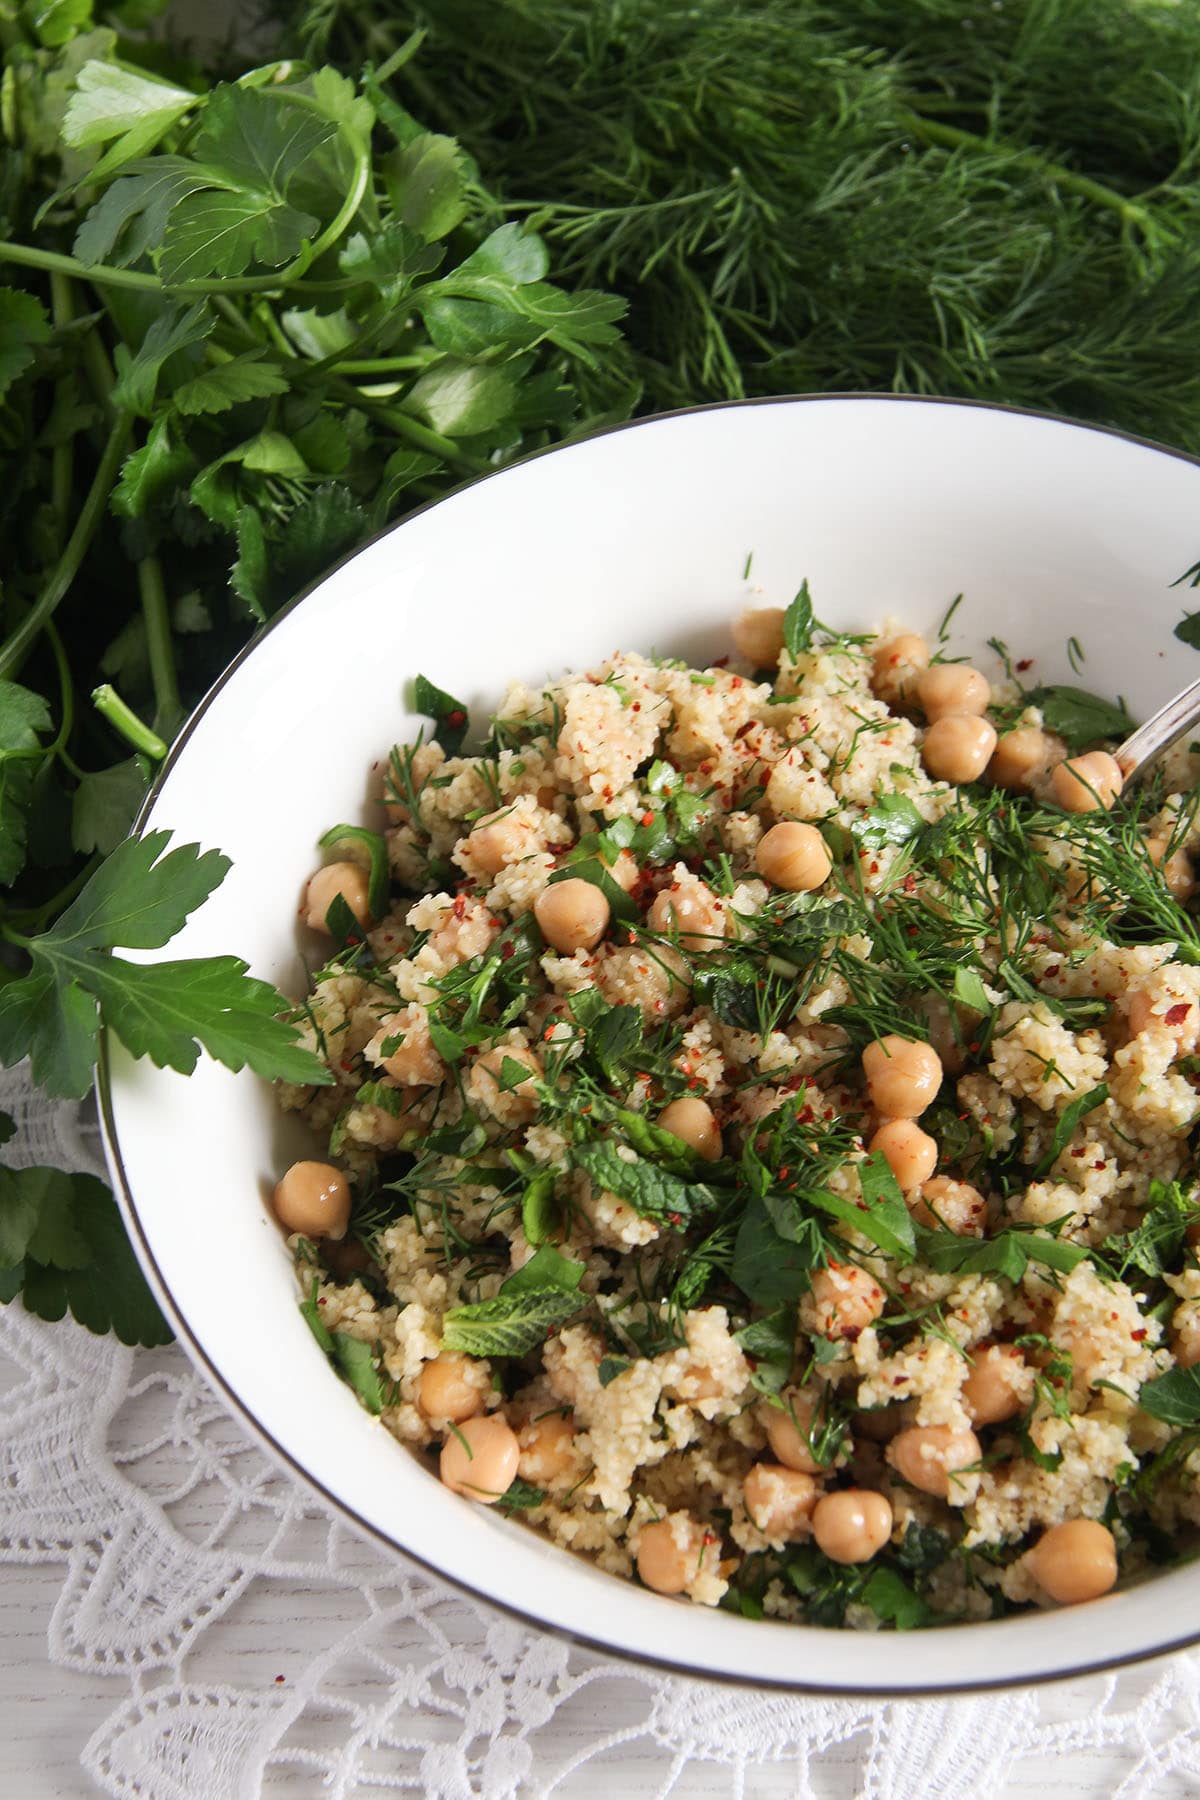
top-left (290, 0), bottom-right (1200, 450)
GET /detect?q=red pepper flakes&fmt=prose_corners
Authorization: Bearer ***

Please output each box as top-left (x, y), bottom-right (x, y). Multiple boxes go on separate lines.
top-left (641, 811), bottom-right (655, 826)
top-left (1132, 1328), bottom-right (1148, 1342)
top-left (452, 894), bottom-right (468, 920)
top-left (274, 1675), bottom-right (286, 1685)
top-left (668, 1211), bottom-right (684, 1226)
top-left (903, 872), bottom-right (917, 893)
top-left (713, 655), bottom-right (730, 669)
top-left (1016, 658), bottom-right (1033, 673)
top-left (1093, 1160), bottom-right (1106, 1170)
top-left (1166, 1002), bottom-right (1192, 1026)
top-left (446, 708), bottom-right (467, 728)
top-left (500, 941), bottom-right (515, 960)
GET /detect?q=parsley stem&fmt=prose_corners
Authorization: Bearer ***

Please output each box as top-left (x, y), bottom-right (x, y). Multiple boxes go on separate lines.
top-left (49, 274), bottom-right (74, 538)
top-left (137, 557), bottom-right (181, 737)
top-left (91, 684), bottom-right (168, 761)
top-left (0, 413), bottom-right (132, 683)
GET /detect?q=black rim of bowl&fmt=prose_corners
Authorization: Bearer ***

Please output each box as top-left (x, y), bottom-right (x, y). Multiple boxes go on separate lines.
top-left (98, 390), bottom-right (1200, 1698)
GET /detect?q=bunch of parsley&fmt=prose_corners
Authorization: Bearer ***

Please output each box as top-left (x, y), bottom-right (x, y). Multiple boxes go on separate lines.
top-left (0, 3), bottom-right (631, 1342)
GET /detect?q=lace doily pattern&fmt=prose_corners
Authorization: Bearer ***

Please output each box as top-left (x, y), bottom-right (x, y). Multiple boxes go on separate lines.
top-left (2, 1062), bottom-right (1200, 1799)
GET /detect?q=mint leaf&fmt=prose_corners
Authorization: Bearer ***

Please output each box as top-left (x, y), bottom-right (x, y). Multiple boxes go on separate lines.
top-left (1139, 1364), bottom-right (1200, 1426)
top-left (782, 580), bottom-right (815, 657)
top-left (442, 1286), bottom-right (584, 1357)
top-left (17, 1174), bottom-right (171, 1347)
top-left (573, 1140), bottom-right (714, 1224)
top-left (1031, 1084), bottom-right (1108, 1178)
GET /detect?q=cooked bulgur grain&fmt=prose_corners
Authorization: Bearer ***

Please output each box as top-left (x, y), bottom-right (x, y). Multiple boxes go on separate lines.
top-left (274, 593), bottom-right (1200, 1629)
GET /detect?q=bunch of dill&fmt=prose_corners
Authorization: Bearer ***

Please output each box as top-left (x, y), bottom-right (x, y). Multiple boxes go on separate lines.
top-left (290, 0), bottom-right (1200, 448)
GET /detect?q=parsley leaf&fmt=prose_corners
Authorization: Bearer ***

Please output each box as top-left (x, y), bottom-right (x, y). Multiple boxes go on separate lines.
top-left (1175, 612), bottom-right (1200, 651)
top-left (735, 1305), bottom-right (796, 1394)
top-left (807, 1152), bottom-right (916, 1262)
top-left (0, 830), bottom-right (332, 1098)
top-left (412, 673), bottom-right (469, 753)
top-left (1029, 686), bottom-right (1134, 752)
top-left (1138, 1365), bottom-right (1200, 1426)
top-left (15, 1173), bottom-right (172, 1347)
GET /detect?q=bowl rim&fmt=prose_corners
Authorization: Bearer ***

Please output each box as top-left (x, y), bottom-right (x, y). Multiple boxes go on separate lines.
top-left (99, 390), bottom-right (1200, 1697)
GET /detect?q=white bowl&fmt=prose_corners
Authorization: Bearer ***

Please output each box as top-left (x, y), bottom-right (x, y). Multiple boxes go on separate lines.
top-left (102, 396), bottom-right (1200, 1694)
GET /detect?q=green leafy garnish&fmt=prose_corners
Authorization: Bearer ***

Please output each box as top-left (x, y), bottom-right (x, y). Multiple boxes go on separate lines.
top-left (1138, 1365), bottom-right (1200, 1426)
top-left (573, 1140), bottom-right (716, 1225)
top-left (1028, 687), bottom-right (1134, 752)
top-left (781, 581), bottom-right (815, 658)
top-left (735, 1305), bottom-right (796, 1395)
top-left (1031, 1084), bottom-right (1108, 1178)
top-left (441, 1286), bottom-right (585, 1358)
top-left (0, 831), bottom-right (333, 1100)
top-left (318, 824), bottom-right (390, 921)
top-left (1, 1171), bottom-right (170, 1347)
top-left (413, 674), bottom-right (471, 754)
top-left (1175, 613), bottom-right (1200, 652)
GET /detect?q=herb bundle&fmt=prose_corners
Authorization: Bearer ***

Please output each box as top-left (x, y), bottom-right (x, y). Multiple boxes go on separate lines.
top-left (0, 4), bottom-right (630, 1340)
top-left (297, 0), bottom-right (1200, 445)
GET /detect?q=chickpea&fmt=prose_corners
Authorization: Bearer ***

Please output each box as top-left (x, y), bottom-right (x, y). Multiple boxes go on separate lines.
top-left (869, 1118), bottom-right (937, 1193)
top-left (1128, 990), bottom-right (1193, 1040)
top-left (1051, 750), bottom-right (1124, 814)
top-left (732, 606), bottom-right (786, 668)
top-left (862, 1035), bottom-right (943, 1119)
top-left (417, 1353), bottom-right (484, 1425)
top-left (376, 1009), bottom-right (444, 1087)
top-left (304, 862), bottom-right (372, 934)
top-left (807, 1262), bottom-right (885, 1341)
top-left (439, 1413), bottom-right (521, 1503)
top-left (755, 821), bottom-right (833, 893)
top-left (962, 1344), bottom-right (1026, 1426)
top-left (636, 1514), bottom-right (707, 1595)
top-left (465, 807), bottom-right (529, 874)
top-left (922, 714), bottom-right (998, 784)
top-left (887, 1424), bottom-right (981, 1499)
top-left (658, 1096), bottom-right (722, 1162)
top-left (764, 1391), bottom-right (821, 1473)
top-left (1025, 1519), bottom-right (1118, 1605)
top-left (812, 1488), bottom-right (893, 1564)
top-left (272, 1160), bottom-right (351, 1240)
top-left (989, 725), bottom-right (1050, 792)
top-left (743, 1464), bottom-right (819, 1540)
top-left (1146, 835), bottom-right (1195, 904)
top-left (518, 1411), bottom-right (578, 1485)
top-left (916, 663), bottom-right (991, 723)
top-left (870, 632), bottom-right (929, 704)
top-left (647, 881), bottom-right (726, 951)
top-left (534, 878), bottom-right (611, 953)
top-left (910, 1174), bottom-right (987, 1236)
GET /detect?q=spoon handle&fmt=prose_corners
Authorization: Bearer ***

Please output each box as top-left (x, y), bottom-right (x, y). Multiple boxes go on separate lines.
top-left (1117, 673), bottom-right (1200, 781)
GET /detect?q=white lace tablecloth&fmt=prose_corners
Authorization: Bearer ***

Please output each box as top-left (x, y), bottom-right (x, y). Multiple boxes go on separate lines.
top-left (3, 1067), bottom-right (1200, 1798)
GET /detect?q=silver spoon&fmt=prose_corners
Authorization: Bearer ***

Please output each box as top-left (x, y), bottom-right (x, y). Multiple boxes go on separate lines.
top-left (1117, 673), bottom-right (1200, 782)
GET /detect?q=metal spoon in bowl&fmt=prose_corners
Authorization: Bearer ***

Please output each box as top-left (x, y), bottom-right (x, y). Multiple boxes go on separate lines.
top-left (1116, 673), bottom-right (1200, 783)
